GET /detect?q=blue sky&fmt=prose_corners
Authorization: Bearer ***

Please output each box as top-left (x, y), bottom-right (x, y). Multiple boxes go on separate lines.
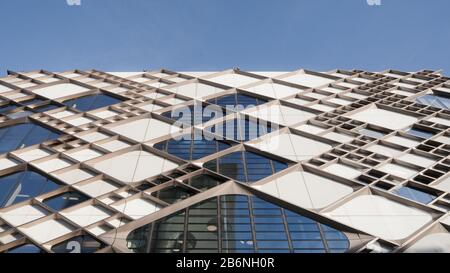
top-left (1, 0), bottom-right (450, 76)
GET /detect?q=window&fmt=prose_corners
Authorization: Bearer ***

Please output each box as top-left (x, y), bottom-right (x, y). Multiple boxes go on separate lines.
top-left (204, 151), bottom-right (288, 183)
top-left (51, 235), bottom-right (106, 253)
top-left (43, 191), bottom-right (90, 211)
top-left (416, 94), bottom-right (450, 110)
top-left (394, 186), bottom-right (437, 204)
top-left (63, 93), bottom-right (122, 112)
top-left (186, 174), bottom-right (227, 191)
top-left (152, 185), bottom-right (197, 204)
top-left (359, 128), bottom-right (386, 138)
top-left (206, 116), bottom-right (275, 142)
top-left (207, 93), bottom-right (268, 110)
top-left (0, 170), bottom-right (62, 208)
top-left (407, 127), bottom-right (435, 139)
top-left (126, 195), bottom-right (349, 253)
top-left (4, 243), bottom-right (45, 253)
top-left (0, 122), bottom-right (61, 154)
top-left (154, 132), bottom-right (231, 161)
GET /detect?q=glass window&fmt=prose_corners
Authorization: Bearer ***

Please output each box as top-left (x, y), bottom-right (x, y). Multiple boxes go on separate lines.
top-left (152, 185), bottom-right (197, 204)
top-left (43, 191), bottom-right (90, 211)
top-left (0, 122), bottom-right (61, 155)
top-left (4, 243), bottom-right (46, 253)
top-left (63, 93), bottom-right (122, 112)
top-left (204, 151), bottom-right (288, 183)
top-left (0, 170), bottom-right (62, 208)
top-left (186, 174), bottom-right (227, 191)
top-left (416, 94), bottom-right (450, 110)
top-left (207, 93), bottom-right (268, 110)
top-left (407, 127), bottom-right (435, 139)
top-left (154, 132), bottom-right (231, 161)
top-left (394, 186), bottom-right (437, 204)
top-left (206, 116), bottom-right (274, 142)
top-left (126, 194), bottom-right (349, 253)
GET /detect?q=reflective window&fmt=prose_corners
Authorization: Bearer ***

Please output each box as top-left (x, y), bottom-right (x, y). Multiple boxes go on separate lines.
top-left (63, 93), bottom-right (122, 112)
top-left (51, 235), bottom-right (106, 253)
top-left (152, 185), bottom-right (197, 204)
top-left (359, 128), bottom-right (386, 138)
top-left (207, 93), bottom-right (268, 110)
top-left (206, 116), bottom-right (275, 142)
top-left (186, 174), bottom-right (227, 191)
top-left (0, 103), bottom-right (19, 114)
top-left (0, 122), bottom-right (61, 154)
top-left (4, 243), bottom-right (46, 253)
top-left (394, 186), bottom-right (437, 204)
top-left (43, 191), bottom-right (90, 211)
top-left (31, 103), bottom-right (59, 113)
top-left (204, 151), bottom-right (288, 183)
top-left (0, 170), bottom-right (62, 208)
top-left (407, 127), bottom-right (435, 139)
top-left (416, 94), bottom-right (450, 110)
top-left (126, 195), bottom-right (349, 253)
top-left (154, 132), bottom-right (231, 161)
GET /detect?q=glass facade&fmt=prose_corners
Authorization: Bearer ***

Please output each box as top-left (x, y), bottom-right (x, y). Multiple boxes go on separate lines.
top-left (154, 132), bottom-right (232, 161)
top-left (43, 191), bottom-right (90, 211)
top-left (416, 94), bottom-right (450, 110)
top-left (204, 151), bottom-right (288, 183)
top-left (395, 186), bottom-right (437, 204)
top-left (0, 170), bottom-right (62, 208)
top-left (207, 93), bottom-right (269, 110)
top-left (126, 195), bottom-right (349, 253)
top-left (0, 122), bottom-right (61, 154)
top-left (206, 116), bottom-right (275, 142)
top-left (63, 93), bottom-right (122, 112)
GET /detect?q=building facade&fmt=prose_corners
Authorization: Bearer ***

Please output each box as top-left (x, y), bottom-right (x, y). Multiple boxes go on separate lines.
top-left (0, 68), bottom-right (449, 253)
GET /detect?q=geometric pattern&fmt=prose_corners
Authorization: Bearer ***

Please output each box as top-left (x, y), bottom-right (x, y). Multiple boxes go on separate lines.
top-left (0, 68), bottom-right (449, 253)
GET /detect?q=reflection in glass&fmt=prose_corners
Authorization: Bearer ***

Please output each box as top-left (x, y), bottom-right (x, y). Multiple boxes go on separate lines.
top-left (127, 195), bottom-right (349, 253)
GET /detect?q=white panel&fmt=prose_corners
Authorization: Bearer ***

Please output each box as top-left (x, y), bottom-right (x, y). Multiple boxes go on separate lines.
top-left (13, 148), bottom-right (52, 162)
top-left (325, 195), bottom-right (433, 240)
top-left (112, 198), bottom-right (160, 220)
top-left (107, 118), bottom-right (179, 142)
top-left (32, 83), bottom-right (90, 100)
top-left (53, 169), bottom-right (95, 185)
top-left (281, 72), bottom-right (335, 88)
top-left (405, 233), bottom-right (450, 253)
top-left (75, 180), bottom-right (119, 197)
top-left (1, 205), bottom-right (49, 226)
top-left (244, 104), bottom-right (315, 126)
top-left (349, 108), bottom-right (418, 130)
top-left (61, 205), bottom-right (113, 227)
top-left (377, 163), bottom-right (417, 179)
top-left (20, 219), bottom-right (75, 244)
top-left (249, 133), bottom-right (331, 161)
top-left (254, 171), bottom-right (353, 209)
top-left (90, 150), bottom-right (178, 183)
top-left (33, 158), bottom-right (72, 172)
top-left (246, 82), bottom-right (300, 99)
top-left (323, 163), bottom-right (363, 179)
top-left (65, 148), bottom-right (103, 162)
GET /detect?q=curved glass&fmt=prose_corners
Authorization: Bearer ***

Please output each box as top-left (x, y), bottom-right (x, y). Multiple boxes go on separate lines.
top-left (126, 195), bottom-right (349, 253)
top-left (204, 151), bottom-right (288, 183)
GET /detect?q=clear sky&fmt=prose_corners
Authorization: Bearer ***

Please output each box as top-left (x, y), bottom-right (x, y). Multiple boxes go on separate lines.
top-left (1, 0), bottom-right (450, 76)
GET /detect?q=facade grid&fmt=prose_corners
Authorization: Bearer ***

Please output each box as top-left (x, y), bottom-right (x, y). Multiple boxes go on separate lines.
top-left (0, 68), bottom-right (448, 253)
